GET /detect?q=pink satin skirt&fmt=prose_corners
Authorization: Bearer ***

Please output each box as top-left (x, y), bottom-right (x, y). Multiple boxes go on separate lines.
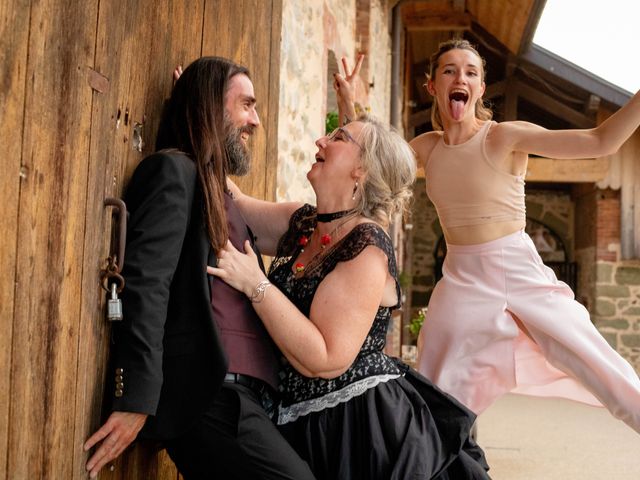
top-left (416, 230), bottom-right (640, 433)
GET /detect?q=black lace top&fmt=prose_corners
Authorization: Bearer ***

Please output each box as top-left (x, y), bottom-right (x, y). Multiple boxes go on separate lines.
top-left (268, 204), bottom-right (403, 409)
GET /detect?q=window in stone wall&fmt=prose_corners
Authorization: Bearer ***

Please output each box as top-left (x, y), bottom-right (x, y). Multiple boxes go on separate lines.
top-left (326, 50), bottom-right (340, 133)
top-left (525, 218), bottom-right (578, 291)
top-left (525, 218), bottom-right (565, 263)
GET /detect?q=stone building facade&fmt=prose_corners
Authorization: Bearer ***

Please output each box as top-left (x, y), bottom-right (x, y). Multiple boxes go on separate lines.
top-left (276, 0), bottom-right (392, 203)
top-left (576, 186), bottom-right (640, 371)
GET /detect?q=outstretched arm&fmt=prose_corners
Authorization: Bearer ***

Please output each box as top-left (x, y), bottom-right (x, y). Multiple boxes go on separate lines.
top-left (208, 239), bottom-right (390, 378)
top-left (504, 89), bottom-right (640, 159)
top-left (333, 54), bottom-right (364, 126)
top-left (226, 178), bottom-right (302, 256)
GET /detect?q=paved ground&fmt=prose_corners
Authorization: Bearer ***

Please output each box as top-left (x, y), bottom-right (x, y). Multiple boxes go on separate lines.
top-left (476, 394), bottom-right (640, 479)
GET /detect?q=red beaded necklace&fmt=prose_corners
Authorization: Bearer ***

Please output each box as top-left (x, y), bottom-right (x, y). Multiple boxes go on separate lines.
top-left (294, 212), bottom-right (357, 276)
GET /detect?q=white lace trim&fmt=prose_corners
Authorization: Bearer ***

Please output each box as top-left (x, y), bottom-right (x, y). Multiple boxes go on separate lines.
top-left (277, 373), bottom-right (402, 425)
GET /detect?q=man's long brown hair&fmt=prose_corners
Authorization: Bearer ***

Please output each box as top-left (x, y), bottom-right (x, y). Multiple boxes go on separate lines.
top-left (156, 56), bottom-right (250, 251)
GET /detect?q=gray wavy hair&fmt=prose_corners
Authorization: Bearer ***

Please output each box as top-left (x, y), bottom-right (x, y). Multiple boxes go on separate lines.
top-left (353, 114), bottom-right (416, 227)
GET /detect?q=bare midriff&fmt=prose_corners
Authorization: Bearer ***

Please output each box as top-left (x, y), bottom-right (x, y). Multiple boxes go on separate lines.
top-left (443, 218), bottom-right (526, 246)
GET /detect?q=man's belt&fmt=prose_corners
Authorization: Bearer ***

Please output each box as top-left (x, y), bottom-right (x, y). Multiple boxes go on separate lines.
top-left (224, 372), bottom-right (271, 396)
top-left (224, 372), bottom-right (276, 415)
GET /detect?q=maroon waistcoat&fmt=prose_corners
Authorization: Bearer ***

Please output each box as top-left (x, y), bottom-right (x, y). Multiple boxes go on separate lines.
top-left (209, 192), bottom-right (279, 390)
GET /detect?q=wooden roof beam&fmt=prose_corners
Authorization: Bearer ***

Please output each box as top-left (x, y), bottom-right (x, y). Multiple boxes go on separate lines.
top-left (522, 45), bottom-right (632, 108)
top-left (403, 12), bottom-right (472, 32)
top-left (526, 157), bottom-right (610, 183)
top-left (452, 0), bottom-right (466, 12)
top-left (516, 81), bottom-right (595, 129)
top-left (517, 0), bottom-right (547, 55)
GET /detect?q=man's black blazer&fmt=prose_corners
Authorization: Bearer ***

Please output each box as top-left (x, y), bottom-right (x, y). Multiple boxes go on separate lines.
top-left (110, 150), bottom-right (227, 440)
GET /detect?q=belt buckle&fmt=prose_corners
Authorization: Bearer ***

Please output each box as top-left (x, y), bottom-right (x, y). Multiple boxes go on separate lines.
top-left (224, 372), bottom-right (238, 383)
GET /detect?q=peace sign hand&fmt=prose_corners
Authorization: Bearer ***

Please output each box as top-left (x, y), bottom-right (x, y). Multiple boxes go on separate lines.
top-left (333, 54), bottom-right (364, 125)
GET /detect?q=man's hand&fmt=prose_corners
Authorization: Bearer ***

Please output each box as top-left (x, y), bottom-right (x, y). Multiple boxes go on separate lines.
top-left (84, 411), bottom-right (148, 478)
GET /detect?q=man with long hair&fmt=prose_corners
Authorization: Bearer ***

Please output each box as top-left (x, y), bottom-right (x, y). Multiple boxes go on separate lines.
top-left (84, 57), bottom-right (315, 480)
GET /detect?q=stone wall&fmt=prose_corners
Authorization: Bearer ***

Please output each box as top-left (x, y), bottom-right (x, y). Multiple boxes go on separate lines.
top-left (363, 0), bottom-right (392, 121)
top-left (591, 189), bottom-right (640, 371)
top-left (277, 0), bottom-right (392, 203)
top-left (594, 261), bottom-right (640, 371)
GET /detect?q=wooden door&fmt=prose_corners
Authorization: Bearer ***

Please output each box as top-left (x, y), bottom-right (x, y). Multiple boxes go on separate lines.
top-left (3, 0), bottom-right (100, 478)
top-left (202, 0), bottom-right (283, 202)
top-left (0, 1), bottom-right (282, 478)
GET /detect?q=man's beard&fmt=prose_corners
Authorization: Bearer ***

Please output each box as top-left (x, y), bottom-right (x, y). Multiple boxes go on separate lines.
top-left (224, 119), bottom-right (255, 176)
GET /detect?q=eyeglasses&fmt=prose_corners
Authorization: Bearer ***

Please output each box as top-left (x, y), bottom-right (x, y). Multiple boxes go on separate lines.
top-left (327, 127), bottom-right (364, 151)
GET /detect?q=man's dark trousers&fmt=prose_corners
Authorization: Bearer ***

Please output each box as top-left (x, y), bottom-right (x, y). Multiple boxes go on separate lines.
top-left (165, 383), bottom-right (315, 479)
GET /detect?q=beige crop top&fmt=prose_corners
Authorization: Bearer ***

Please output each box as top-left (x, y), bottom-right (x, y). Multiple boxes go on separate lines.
top-left (425, 121), bottom-right (526, 229)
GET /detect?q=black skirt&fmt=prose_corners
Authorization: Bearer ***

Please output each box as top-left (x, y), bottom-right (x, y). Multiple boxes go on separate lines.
top-left (277, 367), bottom-right (490, 480)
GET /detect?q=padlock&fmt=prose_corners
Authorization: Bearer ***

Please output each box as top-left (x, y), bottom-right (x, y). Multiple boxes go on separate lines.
top-left (107, 282), bottom-right (123, 321)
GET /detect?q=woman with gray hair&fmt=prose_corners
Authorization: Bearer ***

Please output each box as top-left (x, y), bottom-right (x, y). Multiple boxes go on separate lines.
top-left (208, 113), bottom-right (490, 479)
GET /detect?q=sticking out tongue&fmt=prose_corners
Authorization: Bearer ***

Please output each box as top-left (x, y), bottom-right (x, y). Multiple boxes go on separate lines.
top-left (450, 99), bottom-right (465, 121)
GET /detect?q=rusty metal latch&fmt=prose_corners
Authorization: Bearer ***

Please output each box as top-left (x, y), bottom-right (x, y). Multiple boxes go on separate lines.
top-left (101, 198), bottom-right (127, 321)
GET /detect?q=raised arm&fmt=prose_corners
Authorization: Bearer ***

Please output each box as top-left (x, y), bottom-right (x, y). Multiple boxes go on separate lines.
top-left (504, 89), bottom-right (640, 159)
top-left (333, 54), bottom-right (364, 126)
top-left (208, 240), bottom-right (392, 378)
top-left (226, 178), bottom-right (302, 256)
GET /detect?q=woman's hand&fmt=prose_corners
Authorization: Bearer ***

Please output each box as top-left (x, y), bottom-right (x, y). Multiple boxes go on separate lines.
top-left (173, 65), bottom-right (183, 86)
top-left (333, 54), bottom-right (364, 125)
top-left (207, 240), bottom-right (267, 297)
top-left (333, 54), bottom-right (364, 105)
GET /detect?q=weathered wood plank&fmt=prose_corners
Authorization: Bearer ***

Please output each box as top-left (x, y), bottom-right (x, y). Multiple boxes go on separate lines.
top-left (615, 130), bottom-right (640, 259)
top-left (404, 13), bottom-right (472, 32)
top-left (7, 0), bottom-right (98, 477)
top-left (467, 0), bottom-right (536, 54)
top-left (525, 157), bottom-right (611, 183)
top-left (402, 0), bottom-right (472, 31)
top-left (0, 0), bottom-right (30, 478)
top-left (265, 0), bottom-right (283, 203)
top-left (74, 0), bottom-right (204, 478)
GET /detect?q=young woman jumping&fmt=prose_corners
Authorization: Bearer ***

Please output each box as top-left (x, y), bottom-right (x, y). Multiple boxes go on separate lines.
top-left (408, 39), bottom-right (640, 433)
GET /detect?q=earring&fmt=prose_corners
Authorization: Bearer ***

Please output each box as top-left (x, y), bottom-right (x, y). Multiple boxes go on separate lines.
top-left (352, 181), bottom-right (358, 201)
